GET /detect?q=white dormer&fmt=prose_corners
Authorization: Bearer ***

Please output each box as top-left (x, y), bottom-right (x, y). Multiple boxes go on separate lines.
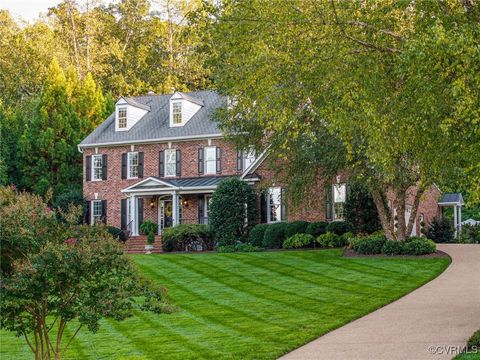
top-left (115, 97), bottom-right (150, 132)
top-left (169, 92), bottom-right (203, 127)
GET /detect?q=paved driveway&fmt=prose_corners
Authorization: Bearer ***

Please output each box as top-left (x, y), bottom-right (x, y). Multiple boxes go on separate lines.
top-left (280, 244), bottom-right (480, 360)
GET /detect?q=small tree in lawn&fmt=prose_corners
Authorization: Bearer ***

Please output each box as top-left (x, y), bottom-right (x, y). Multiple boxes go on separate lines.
top-left (0, 186), bottom-right (173, 360)
top-left (209, 178), bottom-right (257, 246)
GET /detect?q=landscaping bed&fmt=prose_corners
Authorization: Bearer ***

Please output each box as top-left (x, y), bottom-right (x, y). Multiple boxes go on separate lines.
top-left (343, 247), bottom-right (449, 259)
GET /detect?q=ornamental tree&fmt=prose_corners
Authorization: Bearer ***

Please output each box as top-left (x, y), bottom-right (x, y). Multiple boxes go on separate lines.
top-left (0, 186), bottom-right (173, 360)
top-left (206, 0), bottom-right (480, 240)
top-left (209, 178), bottom-right (257, 246)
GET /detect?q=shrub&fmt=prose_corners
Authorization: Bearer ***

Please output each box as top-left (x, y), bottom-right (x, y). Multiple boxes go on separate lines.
top-left (107, 226), bottom-right (128, 242)
top-left (285, 221), bottom-right (310, 238)
top-left (405, 238), bottom-right (436, 255)
top-left (162, 224), bottom-right (213, 252)
top-left (381, 240), bottom-right (408, 256)
top-left (216, 243), bottom-right (264, 253)
top-left (249, 224), bottom-right (269, 247)
top-left (457, 224), bottom-right (480, 244)
top-left (262, 222), bottom-right (286, 249)
top-left (306, 221), bottom-right (328, 237)
top-left (427, 217), bottom-right (454, 243)
top-left (341, 231), bottom-right (355, 245)
top-left (326, 221), bottom-right (354, 236)
top-left (316, 232), bottom-right (342, 248)
top-left (344, 182), bottom-right (382, 234)
top-left (467, 329), bottom-right (480, 350)
top-left (283, 234), bottom-right (314, 249)
top-left (353, 236), bottom-right (386, 254)
top-left (216, 245), bottom-right (236, 253)
top-left (209, 178), bottom-right (257, 246)
top-left (140, 220), bottom-right (158, 244)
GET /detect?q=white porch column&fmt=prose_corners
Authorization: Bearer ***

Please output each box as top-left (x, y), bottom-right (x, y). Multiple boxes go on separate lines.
top-left (131, 195), bottom-right (138, 236)
top-left (458, 205), bottom-right (462, 235)
top-left (453, 205), bottom-right (458, 238)
top-left (172, 192), bottom-right (179, 226)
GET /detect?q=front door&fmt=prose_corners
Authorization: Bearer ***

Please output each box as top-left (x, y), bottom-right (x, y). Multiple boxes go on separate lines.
top-left (158, 199), bottom-right (173, 234)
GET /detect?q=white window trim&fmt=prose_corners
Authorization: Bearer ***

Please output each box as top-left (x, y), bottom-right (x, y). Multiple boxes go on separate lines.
top-left (204, 195), bottom-right (212, 224)
top-left (91, 154), bottom-right (103, 181)
top-left (91, 200), bottom-right (103, 225)
top-left (170, 101), bottom-right (183, 127)
top-left (165, 149), bottom-right (176, 177)
top-left (127, 152), bottom-right (139, 179)
top-left (117, 106), bottom-right (128, 130)
top-left (204, 146), bottom-right (216, 175)
top-left (267, 187), bottom-right (282, 223)
top-left (243, 148), bottom-right (256, 170)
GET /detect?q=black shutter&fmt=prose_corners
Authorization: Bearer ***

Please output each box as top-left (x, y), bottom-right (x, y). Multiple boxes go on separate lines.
top-left (85, 200), bottom-right (91, 225)
top-left (281, 188), bottom-right (287, 221)
top-left (325, 185), bottom-right (333, 221)
top-left (237, 150), bottom-right (243, 172)
top-left (138, 152), bottom-right (144, 178)
top-left (138, 198), bottom-right (144, 229)
top-left (102, 154), bottom-right (108, 180)
top-left (121, 199), bottom-right (127, 230)
top-left (198, 196), bottom-right (205, 224)
top-left (260, 192), bottom-right (268, 223)
top-left (198, 148), bottom-right (204, 175)
top-left (216, 147), bottom-right (222, 174)
top-left (86, 155), bottom-right (91, 181)
top-left (159, 150), bottom-right (164, 177)
top-left (101, 200), bottom-right (107, 224)
top-left (121, 153), bottom-right (127, 179)
top-left (176, 149), bottom-right (181, 177)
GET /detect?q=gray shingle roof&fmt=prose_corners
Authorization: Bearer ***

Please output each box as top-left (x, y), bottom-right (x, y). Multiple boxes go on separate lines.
top-left (438, 193), bottom-right (464, 205)
top-left (80, 90), bottom-right (224, 147)
top-left (166, 176), bottom-right (235, 188)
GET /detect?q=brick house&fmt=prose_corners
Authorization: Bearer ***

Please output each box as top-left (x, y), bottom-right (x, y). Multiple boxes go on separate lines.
top-left (79, 90), bottom-right (441, 240)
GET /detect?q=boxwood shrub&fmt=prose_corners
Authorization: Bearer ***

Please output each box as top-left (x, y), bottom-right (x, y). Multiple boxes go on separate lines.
top-left (162, 224), bottom-right (213, 252)
top-left (326, 221), bottom-right (354, 235)
top-left (283, 233), bottom-right (314, 249)
top-left (285, 221), bottom-right (310, 239)
top-left (405, 237), bottom-right (436, 255)
top-left (262, 222), bottom-right (286, 249)
top-left (306, 221), bottom-right (328, 237)
top-left (353, 235), bottom-right (386, 254)
top-left (381, 240), bottom-right (408, 256)
top-left (249, 224), bottom-right (269, 247)
top-left (316, 232), bottom-right (342, 248)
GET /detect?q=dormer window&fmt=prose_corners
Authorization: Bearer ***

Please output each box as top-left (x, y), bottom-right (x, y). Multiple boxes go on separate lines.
top-left (118, 107), bottom-right (127, 128)
top-left (172, 102), bottom-right (182, 125)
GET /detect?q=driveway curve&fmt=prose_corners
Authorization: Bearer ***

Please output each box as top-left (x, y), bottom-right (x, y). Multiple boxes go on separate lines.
top-left (280, 244), bottom-right (480, 360)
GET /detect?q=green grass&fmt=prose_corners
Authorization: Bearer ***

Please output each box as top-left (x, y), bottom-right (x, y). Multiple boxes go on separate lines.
top-left (0, 249), bottom-right (450, 360)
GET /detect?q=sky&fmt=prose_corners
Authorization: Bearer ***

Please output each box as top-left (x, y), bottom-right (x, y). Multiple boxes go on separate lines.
top-left (1, 0), bottom-right (63, 21)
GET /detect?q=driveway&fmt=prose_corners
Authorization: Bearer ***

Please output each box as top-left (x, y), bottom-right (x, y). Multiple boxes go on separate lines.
top-left (280, 244), bottom-right (480, 360)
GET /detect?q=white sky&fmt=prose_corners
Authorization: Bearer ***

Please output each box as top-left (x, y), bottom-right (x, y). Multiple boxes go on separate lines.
top-left (1, 0), bottom-right (63, 21)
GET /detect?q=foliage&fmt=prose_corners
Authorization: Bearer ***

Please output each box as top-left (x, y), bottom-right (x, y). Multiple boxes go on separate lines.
top-left (352, 236), bottom-right (387, 255)
top-left (282, 234), bottom-right (313, 249)
top-left (162, 224), bottom-right (213, 252)
top-left (316, 232), bottom-right (345, 248)
top-left (140, 220), bottom-right (158, 244)
top-left (107, 226), bottom-right (128, 242)
top-left (405, 238), bottom-right (436, 256)
top-left (249, 223), bottom-right (269, 247)
top-left (427, 217), bottom-right (455, 243)
top-left (53, 186), bottom-right (86, 222)
top-left (381, 241), bottom-right (408, 256)
top-left (284, 221), bottom-right (310, 239)
top-left (467, 330), bottom-right (480, 351)
top-left (306, 221), bottom-right (328, 237)
top-left (0, 187), bottom-right (172, 359)
top-left (457, 225), bottom-right (480, 244)
top-left (345, 183), bottom-right (382, 234)
top-left (326, 221), bottom-right (354, 236)
top-left (209, 178), bottom-right (257, 246)
top-left (216, 243), bottom-right (264, 253)
top-left (262, 222), bottom-right (286, 249)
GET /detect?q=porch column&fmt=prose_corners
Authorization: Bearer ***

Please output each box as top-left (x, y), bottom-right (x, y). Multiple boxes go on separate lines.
top-left (131, 195), bottom-right (138, 236)
top-left (453, 205), bottom-right (458, 238)
top-left (458, 205), bottom-right (462, 235)
top-left (172, 191), bottom-right (180, 226)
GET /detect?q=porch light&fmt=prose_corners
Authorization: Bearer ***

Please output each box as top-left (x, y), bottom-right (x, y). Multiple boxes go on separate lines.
top-left (150, 198), bottom-right (155, 209)
top-left (182, 198), bottom-right (189, 207)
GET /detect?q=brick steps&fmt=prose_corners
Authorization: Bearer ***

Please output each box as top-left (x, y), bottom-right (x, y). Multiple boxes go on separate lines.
top-left (124, 235), bottom-right (163, 254)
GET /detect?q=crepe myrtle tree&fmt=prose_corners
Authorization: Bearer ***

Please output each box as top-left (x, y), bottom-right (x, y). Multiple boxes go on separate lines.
top-left (209, 178), bottom-right (257, 246)
top-left (0, 186), bottom-right (173, 360)
top-left (207, 0), bottom-right (480, 240)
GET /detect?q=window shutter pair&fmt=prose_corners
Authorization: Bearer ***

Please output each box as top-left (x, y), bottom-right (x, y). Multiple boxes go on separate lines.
top-left (198, 196), bottom-right (205, 224)
top-left (159, 150), bottom-right (181, 177)
top-left (121, 199), bottom-right (127, 230)
top-left (121, 152), bottom-right (144, 179)
top-left (216, 147), bottom-right (222, 174)
top-left (237, 150), bottom-right (243, 172)
top-left (86, 156), bottom-right (91, 181)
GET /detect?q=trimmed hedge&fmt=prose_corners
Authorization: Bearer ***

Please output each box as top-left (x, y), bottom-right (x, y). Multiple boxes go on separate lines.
top-left (306, 221), bottom-right (328, 237)
top-left (354, 236), bottom-right (436, 256)
top-left (352, 235), bottom-right (386, 254)
top-left (285, 221), bottom-right (310, 239)
top-left (381, 240), bottom-right (408, 256)
top-left (326, 221), bottom-right (354, 235)
top-left (405, 238), bottom-right (436, 255)
top-left (283, 234), bottom-right (314, 249)
top-left (162, 224), bottom-right (213, 252)
top-left (262, 222), bottom-right (286, 249)
top-left (316, 232), bottom-right (345, 248)
top-left (216, 243), bottom-right (264, 253)
top-left (249, 224), bottom-right (269, 247)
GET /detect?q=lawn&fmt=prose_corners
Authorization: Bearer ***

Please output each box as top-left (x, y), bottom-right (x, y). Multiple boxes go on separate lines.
top-left (1, 249), bottom-right (449, 360)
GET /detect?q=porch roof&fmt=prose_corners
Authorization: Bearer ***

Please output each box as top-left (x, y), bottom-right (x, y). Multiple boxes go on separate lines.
top-left (121, 175), bottom-right (237, 194)
top-left (438, 193), bottom-right (464, 206)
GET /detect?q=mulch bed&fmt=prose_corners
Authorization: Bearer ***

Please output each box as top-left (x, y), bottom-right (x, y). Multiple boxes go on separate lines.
top-left (343, 247), bottom-right (450, 259)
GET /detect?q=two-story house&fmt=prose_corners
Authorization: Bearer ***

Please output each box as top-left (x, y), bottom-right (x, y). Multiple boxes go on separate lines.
top-left (79, 90), bottom-right (442, 242)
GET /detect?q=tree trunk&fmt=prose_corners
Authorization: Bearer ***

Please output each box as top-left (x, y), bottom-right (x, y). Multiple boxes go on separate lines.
top-left (395, 189), bottom-right (407, 241)
top-left (405, 186), bottom-right (425, 237)
top-left (371, 189), bottom-right (394, 240)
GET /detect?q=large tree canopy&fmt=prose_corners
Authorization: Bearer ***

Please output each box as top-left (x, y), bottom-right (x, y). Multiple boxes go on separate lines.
top-left (208, 0), bottom-right (480, 240)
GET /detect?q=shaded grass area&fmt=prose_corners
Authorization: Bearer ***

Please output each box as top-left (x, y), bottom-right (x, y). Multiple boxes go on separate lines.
top-left (0, 249), bottom-right (450, 360)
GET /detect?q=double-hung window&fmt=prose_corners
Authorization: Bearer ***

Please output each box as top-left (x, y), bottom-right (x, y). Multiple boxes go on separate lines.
top-left (118, 107), bottom-right (127, 128)
top-left (243, 149), bottom-right (256, 170)
top-left (267, 187), bottom-right (282, 223)
top-left (172, 102), bottom-right (182, 125)
top-left (205, 147), bottom-right (216, 175)
top-left (92, 154), bottom-right (103, 181)
top-left (333, 183), bottom-right (346, 221)
top-left (92, 200), bottom-right (103, 224)
top-left (165, 149), bottom-right (176, 177)
top-left (128, 152), bottom-right (139, 178)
